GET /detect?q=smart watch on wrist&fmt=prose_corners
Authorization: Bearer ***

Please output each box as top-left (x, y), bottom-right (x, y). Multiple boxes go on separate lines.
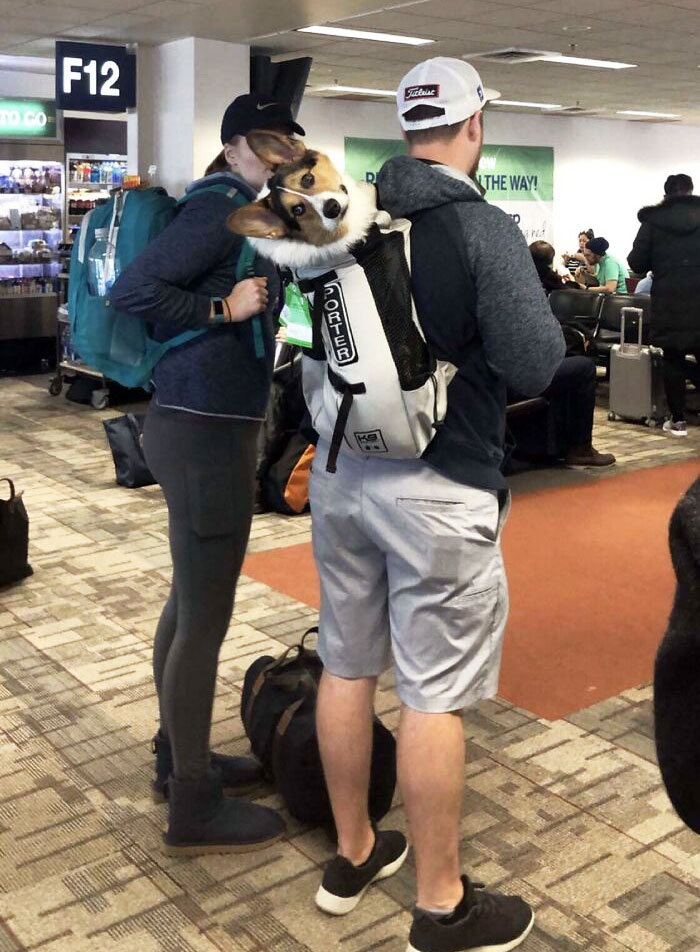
top-left (211, 298), bottom-right (225, 323)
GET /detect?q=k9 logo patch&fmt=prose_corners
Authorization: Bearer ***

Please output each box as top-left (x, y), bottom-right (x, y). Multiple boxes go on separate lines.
top-left (355, 430), bottom-right (388, 454)
top-left (322, 282), bottom-right (357, 365)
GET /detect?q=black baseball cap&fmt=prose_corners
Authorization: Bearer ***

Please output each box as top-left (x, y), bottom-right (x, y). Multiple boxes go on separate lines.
top-left (220, 93), bottom-right (305, 143)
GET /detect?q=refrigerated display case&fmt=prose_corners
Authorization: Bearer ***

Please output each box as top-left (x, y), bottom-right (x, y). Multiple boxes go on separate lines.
top-left (0, 159), bottom-right (63, 373)
top-left (66, 153), bottom-right (126, 235)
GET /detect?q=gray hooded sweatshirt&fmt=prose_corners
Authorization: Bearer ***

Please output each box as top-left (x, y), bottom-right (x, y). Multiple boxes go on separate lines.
top-left (377, 155), bottom-right (565, 489)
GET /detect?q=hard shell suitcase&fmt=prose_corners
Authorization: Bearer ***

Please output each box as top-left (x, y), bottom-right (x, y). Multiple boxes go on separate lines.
top-left (609, 307), bottom-right (667, 423)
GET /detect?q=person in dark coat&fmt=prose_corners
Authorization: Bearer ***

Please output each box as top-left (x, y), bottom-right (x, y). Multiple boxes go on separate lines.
top-left (628, 174), bottom-right (700, 437)
top-left (654, 474), bottom-right (700, 834)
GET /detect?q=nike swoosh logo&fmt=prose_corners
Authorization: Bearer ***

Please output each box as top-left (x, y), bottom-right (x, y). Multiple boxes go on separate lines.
top-left (256, 103), bottom-right (276, 110)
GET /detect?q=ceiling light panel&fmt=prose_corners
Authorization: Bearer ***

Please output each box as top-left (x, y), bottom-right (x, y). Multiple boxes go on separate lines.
top-left (492, 100), bottom-right (563, 110)
top-left (315, 85), bottom-right (397, 96)
top-left (617, 110), bottom-right (680, 118)
top-left (297, 25), bottom-right (433, 45)
top-left (543, 54), bottom-right (637, 69)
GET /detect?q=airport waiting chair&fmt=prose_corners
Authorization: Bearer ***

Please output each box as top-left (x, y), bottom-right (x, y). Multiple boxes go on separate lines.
top-left (548, 289), bottom-right (605, 330)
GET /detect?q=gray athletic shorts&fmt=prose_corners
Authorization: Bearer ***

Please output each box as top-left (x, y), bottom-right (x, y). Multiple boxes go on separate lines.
top-left (309, 444), bottom-right (510, 713)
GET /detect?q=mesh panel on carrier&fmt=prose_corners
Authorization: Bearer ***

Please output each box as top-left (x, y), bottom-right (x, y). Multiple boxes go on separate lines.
top-left (354, 229), bottom-right (434, 390)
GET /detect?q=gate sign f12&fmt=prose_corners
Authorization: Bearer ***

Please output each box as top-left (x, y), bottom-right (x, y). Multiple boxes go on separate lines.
top-left (56, 41), bottom-right (136, 112)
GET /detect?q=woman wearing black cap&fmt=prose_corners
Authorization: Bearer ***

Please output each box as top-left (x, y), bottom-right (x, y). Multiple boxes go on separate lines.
top-left (111, 94), bottom-right (305, 855)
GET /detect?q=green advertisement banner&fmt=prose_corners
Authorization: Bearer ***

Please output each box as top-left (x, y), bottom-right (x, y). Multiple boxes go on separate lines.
top-left (477, 146), bottom-right (553, 202)
top-left (0, 98), bottom-right (57, 139)
top-left (344, 137), bottom-right (554, 242)
top-left (344, 137), bottom-right (406, 184)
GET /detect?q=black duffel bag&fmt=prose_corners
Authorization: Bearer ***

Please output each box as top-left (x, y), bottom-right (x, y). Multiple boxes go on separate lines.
top-left (0, 478), bottom-right (33, 587)
top-left (241, 627), bottom-right (397, 827)
top-left (103, 413), bottom-right (156, 488)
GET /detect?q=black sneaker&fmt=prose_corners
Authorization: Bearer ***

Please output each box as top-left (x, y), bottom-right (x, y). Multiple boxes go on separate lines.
top-left (407, 876), bottom-right (534, 952)
top-left (315, 829), bottom-right (409, 915)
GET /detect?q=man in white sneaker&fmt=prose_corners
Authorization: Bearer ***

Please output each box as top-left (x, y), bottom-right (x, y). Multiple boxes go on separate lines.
top-left (312, 58), bottom-right (565, 952)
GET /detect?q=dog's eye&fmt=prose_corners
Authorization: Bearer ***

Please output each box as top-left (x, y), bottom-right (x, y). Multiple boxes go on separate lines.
top-left (292, 203), bottom-right (306, 217)
top-left (301, 173), bottom-right (315, 188)
top-left (339, 184), bottom-right (348, 194)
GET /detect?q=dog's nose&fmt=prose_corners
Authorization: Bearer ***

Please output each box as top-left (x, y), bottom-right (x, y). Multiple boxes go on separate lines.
top-left (323, 198), bottom-right (342, 219)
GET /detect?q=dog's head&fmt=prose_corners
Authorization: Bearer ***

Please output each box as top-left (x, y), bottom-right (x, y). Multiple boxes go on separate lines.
top-left (227, 130), bottom-right (364, 254)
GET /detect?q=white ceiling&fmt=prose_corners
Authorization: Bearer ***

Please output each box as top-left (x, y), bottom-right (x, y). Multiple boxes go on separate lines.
top-left (2, 0), bottom-right (700, 123)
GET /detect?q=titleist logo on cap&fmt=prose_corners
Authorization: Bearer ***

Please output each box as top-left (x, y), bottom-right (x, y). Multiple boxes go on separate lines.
top-left (404, 84), bottom-right (440, 101)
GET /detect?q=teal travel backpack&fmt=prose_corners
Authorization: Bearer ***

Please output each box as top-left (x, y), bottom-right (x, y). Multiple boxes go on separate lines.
top-left (68, 185), bottom-right (254, 390)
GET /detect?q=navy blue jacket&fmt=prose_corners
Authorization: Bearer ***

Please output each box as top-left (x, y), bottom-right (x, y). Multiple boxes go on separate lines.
top-left (378, 157), bottom-right (565, 490)
top-left (110, 172), bottom-right (279, 419)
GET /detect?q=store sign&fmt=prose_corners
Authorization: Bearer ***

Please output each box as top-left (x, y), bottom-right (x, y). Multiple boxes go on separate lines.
top-left (56, 41), bottom-right (136, 112)
top-left (0, 99), bottom-right (57, 138)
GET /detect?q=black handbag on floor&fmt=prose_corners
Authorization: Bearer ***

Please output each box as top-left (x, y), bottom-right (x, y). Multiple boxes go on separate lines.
top-left (241, 628), bottom-right (397, 827)
top-left (103, 413), bottom-right (156, 488)
top-left (0, 478), bottom-right (33, 587)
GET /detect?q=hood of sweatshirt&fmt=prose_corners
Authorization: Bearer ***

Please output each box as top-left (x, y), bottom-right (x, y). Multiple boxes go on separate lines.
top-left (637, 194), bottom-right (700, 236)
top-left (377, 155), bottom-right (485, 219)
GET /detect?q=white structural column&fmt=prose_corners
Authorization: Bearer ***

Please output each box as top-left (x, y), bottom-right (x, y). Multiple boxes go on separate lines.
top-left (192, 39), bottom-right (249, 184)
top-left (128, 38), bottom-right (249, 196)
top-left (126, 43), bottom-right (155, 178)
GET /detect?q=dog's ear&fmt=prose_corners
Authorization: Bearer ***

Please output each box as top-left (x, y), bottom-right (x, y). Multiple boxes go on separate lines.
top-left (227, 200), bottom-right (290, 240)
top-left (246, 130), bottom-right (307, 169)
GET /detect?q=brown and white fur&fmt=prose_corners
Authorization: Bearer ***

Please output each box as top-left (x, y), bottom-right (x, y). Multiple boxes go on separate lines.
top-left (227, 130), bottom-right (380, 272)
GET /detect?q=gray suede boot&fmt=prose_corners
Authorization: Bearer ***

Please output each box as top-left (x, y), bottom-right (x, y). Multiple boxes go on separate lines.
top-left (163, 766), bottom-right (285, 856)
top-left (151, 730), bottom-right (264, 803)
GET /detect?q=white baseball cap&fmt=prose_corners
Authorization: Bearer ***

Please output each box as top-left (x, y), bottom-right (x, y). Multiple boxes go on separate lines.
top-left (397, 57), bottom-right (500, 131)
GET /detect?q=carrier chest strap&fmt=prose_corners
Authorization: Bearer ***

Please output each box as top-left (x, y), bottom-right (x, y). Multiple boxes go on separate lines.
top-left (326, 367), bottom-right (366, 474)
top-left (297, 270), bottom-right (338, 362)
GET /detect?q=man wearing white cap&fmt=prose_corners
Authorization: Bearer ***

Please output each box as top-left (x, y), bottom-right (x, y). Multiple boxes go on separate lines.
top-left (313, 58), bottom-right (565, 952)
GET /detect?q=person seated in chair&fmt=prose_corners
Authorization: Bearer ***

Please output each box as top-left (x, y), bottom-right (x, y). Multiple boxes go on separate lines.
top-left (530, 241), bottom-right (581, 296)
top-left (563, 228), bottom-right (595, 274)
top-left (524, 241), bottom-right (616, 466)
top-left (539, 357), bottom-right (616, 467)
top-left (577, 237), bottom-right (628, 293)
top-left (510, 357), bottom-right (616, 468)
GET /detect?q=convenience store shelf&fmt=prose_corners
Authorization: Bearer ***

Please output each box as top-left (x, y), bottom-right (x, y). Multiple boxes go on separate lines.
top-left (0, 293), bottom-right (57, 300)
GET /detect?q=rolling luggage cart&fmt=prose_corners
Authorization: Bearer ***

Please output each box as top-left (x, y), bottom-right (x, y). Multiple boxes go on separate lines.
top-left (49, 304), bottom-right (110, 409)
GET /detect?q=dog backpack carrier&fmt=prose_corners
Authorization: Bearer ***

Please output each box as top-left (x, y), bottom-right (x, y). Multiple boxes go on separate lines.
top-left (68, 185), bottom-right (254, 390)
top-left (296, 216), bottom-right (456, 473)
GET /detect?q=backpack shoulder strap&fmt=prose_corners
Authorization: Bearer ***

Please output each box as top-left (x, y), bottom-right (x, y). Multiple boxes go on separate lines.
top-left (77, 207), bottom-right (95, 263)
top-left (178, 183), bottom-right (255, 284)
top-left (177, 183), bottom-right (249, 206)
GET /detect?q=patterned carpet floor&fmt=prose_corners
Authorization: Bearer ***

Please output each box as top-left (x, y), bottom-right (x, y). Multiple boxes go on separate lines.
top-left (0, 376), bottom-right (699, 952)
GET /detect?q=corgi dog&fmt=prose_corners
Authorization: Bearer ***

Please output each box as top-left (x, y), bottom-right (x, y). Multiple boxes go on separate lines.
top-left (226, 130), bottom-right (381, 271)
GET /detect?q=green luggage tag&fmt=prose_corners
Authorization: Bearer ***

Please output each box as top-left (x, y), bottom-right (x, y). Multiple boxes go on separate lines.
top-left (280, 282), bottom-right (313, 348)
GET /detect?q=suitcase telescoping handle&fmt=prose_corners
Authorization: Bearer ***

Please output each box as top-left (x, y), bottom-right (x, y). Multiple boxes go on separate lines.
top-left (620, 307), bottom-right (644, 354)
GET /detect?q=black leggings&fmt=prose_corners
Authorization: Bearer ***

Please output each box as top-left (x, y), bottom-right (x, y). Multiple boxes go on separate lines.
top-left (143, 402), bottom-right (260, 780)
top-left (663, 349), bottom-right (700, 422)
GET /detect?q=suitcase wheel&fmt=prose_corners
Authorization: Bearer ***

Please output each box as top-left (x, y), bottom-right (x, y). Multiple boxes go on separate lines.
top-left (608, 411), bottom-right (618, 422)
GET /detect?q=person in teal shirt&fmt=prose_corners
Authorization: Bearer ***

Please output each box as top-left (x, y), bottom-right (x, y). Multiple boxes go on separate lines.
top-left (578, 236), bottom-right (628, 292)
